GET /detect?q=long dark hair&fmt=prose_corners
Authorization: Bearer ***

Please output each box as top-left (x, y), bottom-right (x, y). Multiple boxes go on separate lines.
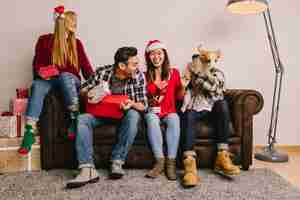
top-left (145, 49), bottom-right (170, 82)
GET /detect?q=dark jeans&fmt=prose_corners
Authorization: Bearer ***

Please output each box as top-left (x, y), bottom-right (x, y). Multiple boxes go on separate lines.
top-left (182, 99), bottom-right (231, 151)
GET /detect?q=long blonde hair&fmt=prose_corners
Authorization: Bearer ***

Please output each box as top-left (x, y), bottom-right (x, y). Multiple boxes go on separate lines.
top-left (52, 11), bottom-right (78, 70)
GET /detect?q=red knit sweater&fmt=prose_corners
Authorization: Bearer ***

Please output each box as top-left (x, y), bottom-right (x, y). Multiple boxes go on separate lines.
top-left (33, 34), bottom-right (94, 80)
top-left (147, 68), bottom-right (184, 118)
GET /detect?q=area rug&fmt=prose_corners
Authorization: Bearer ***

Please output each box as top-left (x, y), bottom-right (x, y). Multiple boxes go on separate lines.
top-left (0, 168), bottom-right (299, 200)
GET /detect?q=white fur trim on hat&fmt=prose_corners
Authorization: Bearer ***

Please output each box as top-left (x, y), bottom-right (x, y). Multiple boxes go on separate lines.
top-left (146, 41), bottom-right (166, 53)
top-left (53, 13), bottom-right (65, 22)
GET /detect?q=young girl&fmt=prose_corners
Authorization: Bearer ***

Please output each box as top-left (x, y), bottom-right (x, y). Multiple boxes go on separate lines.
top-left (19, 6), bottom-right (94, 154)
top-left (144, 40), bottom-right (185, 180)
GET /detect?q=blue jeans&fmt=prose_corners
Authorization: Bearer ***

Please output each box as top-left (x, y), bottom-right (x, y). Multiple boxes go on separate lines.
top-left (144, 112), bottom-right (180, 159)
top-left (26, 72), bottom-right (80, 121)
top-left (76, 109), bottom-right (141, 165)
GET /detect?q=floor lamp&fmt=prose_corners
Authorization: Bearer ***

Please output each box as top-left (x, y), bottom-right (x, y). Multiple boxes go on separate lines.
top-left (226, 0), bottom-right (288, 162)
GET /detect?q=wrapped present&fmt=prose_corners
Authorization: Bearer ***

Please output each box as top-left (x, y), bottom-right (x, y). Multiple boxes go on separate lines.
top-left (38, 65), bottom-right (59, 79)
top-left (10, 98), bottom-right (28, 115)
top-left (0, 112), bottom-right (17, 138)
top-left (86, 95), bottom-right (129, 119)
top-left (0, 137), bottom-right (40, 173)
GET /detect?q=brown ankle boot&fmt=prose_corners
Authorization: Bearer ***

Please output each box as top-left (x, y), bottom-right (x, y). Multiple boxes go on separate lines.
top-left (165, 158), bottom-right (177, 180)
top-left (182, 151), bottom-right (199, 187)
top-left (146, 158), bottom-right (165, 178)
top-left (214, 150), bottom-right (240, 175)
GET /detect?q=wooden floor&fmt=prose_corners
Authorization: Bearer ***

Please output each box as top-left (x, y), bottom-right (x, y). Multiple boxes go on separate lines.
top-left (253, 146), bottom-right (300, 189)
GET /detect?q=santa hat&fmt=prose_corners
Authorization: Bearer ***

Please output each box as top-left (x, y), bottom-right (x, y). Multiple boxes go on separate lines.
top-left (145, 40), bottom-right (167, 53)
top-left (53, 5), bottom-right (65, 21)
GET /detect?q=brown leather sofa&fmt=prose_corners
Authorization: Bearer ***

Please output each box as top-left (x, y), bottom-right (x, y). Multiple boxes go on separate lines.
top-left (39, 89), bottom-right (263, 171)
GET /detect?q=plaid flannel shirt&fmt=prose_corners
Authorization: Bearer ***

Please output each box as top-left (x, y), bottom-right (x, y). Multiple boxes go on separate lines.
top-left (81, 65), bottom-right (147, 107)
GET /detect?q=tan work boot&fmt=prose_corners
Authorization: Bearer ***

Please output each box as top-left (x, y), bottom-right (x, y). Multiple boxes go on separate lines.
top-left (214, 150), bottom-right (240, 175)
top-left (66, 164), bottom-right (99, 189)
top-left (146, 158), bottom-right (165, 178)
top-left (182, 151), bottom-right (200, 187)
top-left (165, 158), bottom-right (177, 180)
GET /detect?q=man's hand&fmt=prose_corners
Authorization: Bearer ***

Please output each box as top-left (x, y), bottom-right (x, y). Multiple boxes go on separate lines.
top-left (184, 63), bottom-right (192, 80)
top-left (181, 77), bottom-right (190, 89)
top-left (87, 88), bottom-right (99, 104)
top-left (80, 87), bottom-right (89, 97)
top-left (120, 99), bottom-right (134, 110)
top-left (86, 82), bottom-right (111, 104)
top-left (181, 63), bottom-right (192, 88)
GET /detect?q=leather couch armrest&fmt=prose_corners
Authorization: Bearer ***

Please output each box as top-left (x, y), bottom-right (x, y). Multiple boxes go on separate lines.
top-left (225, 89), bottom-right (264, 116)
top-left (225, 89), bottom-right (264, 170)
top-left (225, 89), bottom-right (264, 133)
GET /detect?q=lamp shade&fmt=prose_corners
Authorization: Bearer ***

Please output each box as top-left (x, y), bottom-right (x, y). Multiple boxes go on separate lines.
top-left (227, 0), bottom-right (268, 14)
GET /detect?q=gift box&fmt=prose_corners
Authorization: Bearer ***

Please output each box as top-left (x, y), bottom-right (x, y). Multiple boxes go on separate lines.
top-left (38, 65), bottom-right (59, 79)
top-left (0, 137), bottom-right (40, 173)
top-left (0, 113), bottom-right (17, 138)
top-left (86, 95), bottom-right (129, 119)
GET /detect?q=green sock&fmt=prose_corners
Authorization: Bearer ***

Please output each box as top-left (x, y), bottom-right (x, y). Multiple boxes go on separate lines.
top-left (68, 120), bottom-right (76, 134)
top-left (67, 111), bottom-right (79, 139)
top-left (20, 124), bottom-right (36, 152)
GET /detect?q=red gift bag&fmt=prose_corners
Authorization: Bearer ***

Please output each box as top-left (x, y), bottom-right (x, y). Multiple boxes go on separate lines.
top-left (86, 95), bottom-right (129, 119)
top-left (11, 98), bottom-right (28, 115)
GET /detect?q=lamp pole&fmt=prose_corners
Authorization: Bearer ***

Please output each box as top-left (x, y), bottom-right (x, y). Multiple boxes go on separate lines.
top-left (254, 7), bottom-right (288, 162)
top-left (226, 0), bottom-right (289, 162)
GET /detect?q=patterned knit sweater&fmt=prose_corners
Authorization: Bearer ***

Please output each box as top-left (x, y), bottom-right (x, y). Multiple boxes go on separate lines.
top-left (181, 67), bottom-right (226, 112)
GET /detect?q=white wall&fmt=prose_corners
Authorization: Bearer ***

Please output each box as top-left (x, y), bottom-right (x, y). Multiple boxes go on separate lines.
top-left (0, 0), bottom-right (299, 145)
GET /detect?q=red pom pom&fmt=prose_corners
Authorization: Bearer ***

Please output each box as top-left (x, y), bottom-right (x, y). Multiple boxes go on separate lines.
top-left (18, 148), bottom-right (29, 155)
top-left (68, 133), bottom-right (76, 141)
top-left (54, 5), bottom-right (65, 14)
top-left (147, 83), bottom-right (157, 95)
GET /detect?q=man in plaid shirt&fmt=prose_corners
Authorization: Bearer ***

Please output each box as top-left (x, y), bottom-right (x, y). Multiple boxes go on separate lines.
top-left (67, 47), bottom-right (147, 189)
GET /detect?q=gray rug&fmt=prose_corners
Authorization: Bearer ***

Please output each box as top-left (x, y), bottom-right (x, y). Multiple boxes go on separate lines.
top-left (0, 168), bottom-right (299, 200)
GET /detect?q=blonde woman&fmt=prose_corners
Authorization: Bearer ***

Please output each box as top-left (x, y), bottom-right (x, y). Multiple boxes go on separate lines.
top-left (19, 6), bottom-right (94, 154)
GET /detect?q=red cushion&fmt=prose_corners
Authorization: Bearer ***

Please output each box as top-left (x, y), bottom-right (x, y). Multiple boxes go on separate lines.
top-left (86, 95), bottom-right (129, 119)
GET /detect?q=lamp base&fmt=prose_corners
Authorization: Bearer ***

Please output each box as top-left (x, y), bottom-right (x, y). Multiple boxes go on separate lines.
top-left (255, 146), bottom-right (289, 163)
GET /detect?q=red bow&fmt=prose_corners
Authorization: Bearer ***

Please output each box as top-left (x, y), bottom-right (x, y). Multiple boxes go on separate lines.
top-left (54, 5), bottom-right (65, 15)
